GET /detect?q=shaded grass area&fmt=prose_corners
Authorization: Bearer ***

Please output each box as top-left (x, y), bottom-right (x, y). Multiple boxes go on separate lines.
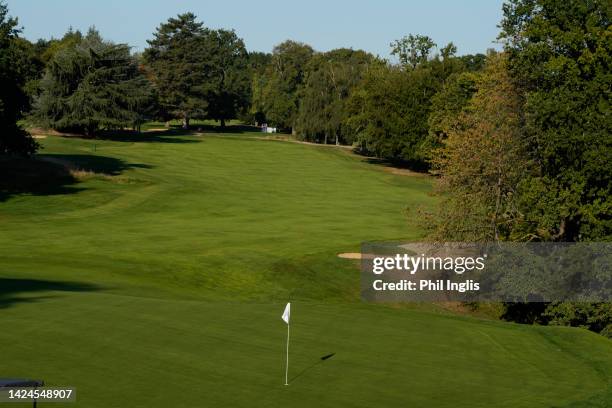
top-left (91, 128), bottom-right (203, 143)
top-left (139, 119), bottom-right (260, 134)
top-left (0, 278), bottom-right (100, 309)
top-left (0, 156), bottom-right (81, 201)
top-left (0, 130), bottom-right (610, 407)
top-left (0, 154), bottom-right (152, 202)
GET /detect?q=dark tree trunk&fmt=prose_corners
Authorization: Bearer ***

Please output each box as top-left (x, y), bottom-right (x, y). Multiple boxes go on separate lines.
top-left (220, 118), bottom-right (226, 129)
top-left (85, 123), bottom-right (96, 137)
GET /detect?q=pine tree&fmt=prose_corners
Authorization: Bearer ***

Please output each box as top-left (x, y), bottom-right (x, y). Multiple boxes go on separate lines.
top-left (143, 13), bottom-right (211, 128)
top-left (33, 28), bottom-right (152, 135)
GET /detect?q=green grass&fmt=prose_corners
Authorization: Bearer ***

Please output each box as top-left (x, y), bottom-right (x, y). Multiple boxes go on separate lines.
top-left (0, 130), bottom-right (610, 407)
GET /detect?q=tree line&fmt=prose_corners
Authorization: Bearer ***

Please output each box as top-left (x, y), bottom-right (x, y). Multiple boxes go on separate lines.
top-left (0, 0), bottom-right (610, 335)
top-left (429, 0), bottom-right (610, 336)
top-left (0, 3), bottom-right (487, 162)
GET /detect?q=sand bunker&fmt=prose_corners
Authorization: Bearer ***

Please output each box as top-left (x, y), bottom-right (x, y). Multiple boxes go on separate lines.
top-left (337, 252), bottom-right (362, 259)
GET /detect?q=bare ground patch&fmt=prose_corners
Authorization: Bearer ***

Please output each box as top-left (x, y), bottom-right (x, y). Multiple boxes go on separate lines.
top-left (28, 127), bottom-right (83, 138)
top-left (382, 167), bottom-right (429, 177)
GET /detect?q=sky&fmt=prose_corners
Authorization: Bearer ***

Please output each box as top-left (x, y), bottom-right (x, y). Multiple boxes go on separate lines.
top-left (8, 0), bottom-right (505, 58)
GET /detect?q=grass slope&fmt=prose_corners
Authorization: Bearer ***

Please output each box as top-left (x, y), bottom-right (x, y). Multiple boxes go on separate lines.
top-left (0, 130), bottom-right (610, 407)
top-left (1, 132), bottom-right (432, 300)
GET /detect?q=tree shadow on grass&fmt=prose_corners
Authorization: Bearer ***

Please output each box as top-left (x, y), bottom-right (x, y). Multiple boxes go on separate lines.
top-left (54, 125), bottom-right (262, 143)
top-left (40, 154), bottom-right (153, 175)
top-left (361, 157), bottom-right (429, 173)
top-left (0, 154), bottom-right (152, 202)
top-left (147, 124), bottom-right (261, 134)
top-left (0, 278), bottom-right (101, 309)
top-left (91, 128), bottom-right (201, 143)
top-left (0, 156), bottom-right (82, 202)
top-left (189, 124), bottom-right (261, 134)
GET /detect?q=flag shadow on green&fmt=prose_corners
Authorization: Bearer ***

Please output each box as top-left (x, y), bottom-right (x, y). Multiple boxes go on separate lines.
top-left (289, 353), bottom-right (335, 383)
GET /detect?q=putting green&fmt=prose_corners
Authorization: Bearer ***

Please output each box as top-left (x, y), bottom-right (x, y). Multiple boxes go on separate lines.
top-left (0, 131), bottom-right (610, 407)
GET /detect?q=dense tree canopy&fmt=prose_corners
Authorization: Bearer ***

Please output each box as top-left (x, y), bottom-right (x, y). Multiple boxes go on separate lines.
top-left (251, 40), bottom-right (314, 130)
top-left (295, 48), bottom-right (375, 144)
top-left (390, 34), bottom-right (436, 69)
top-left (23, 29), bottom-right (84, 102)
top-left (144, 13), bottom-right (250, 128)
top-left (33, 28), bottom-right (152, 135)
top-left (430, 0), bottom-right (611, 244)
top-left (203, 29), bottom-right (250, 128)
top-left (500, 0), bottom-right (611, 242)
top-left (38, 28), bottom-right (83, 64)
top-left (426, 0), bottom-right (611, 335)
top-left (430, 53), bottom-right (527, 241)
top-left (345, 40), bottom-right (467, 167)
top-left (144, 13), bottom-right (212, 127)
top-left (0, 1), bottom-right (37, 155)
top-left (500, 0), bottom-right (611, 336)
top-left (425, 71), bottom-right (480, 159)
top-left (344, 64), bottom-right (427, 163)
top-left (244, 51), bottom-right (271, 124)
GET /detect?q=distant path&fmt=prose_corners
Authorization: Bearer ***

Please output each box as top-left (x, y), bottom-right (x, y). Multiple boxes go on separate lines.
top-left (253, 135), bottom-right (354, 150)
top-left (246, 135), bottom-right (429, 177)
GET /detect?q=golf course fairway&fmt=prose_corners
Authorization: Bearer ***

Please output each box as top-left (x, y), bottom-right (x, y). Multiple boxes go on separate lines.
top-left (1, 130), bottom-right (610, 407)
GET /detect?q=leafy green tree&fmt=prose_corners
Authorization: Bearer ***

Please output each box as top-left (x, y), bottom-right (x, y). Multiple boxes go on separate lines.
top-left (458, 53), bottom-right (487, 72)
top-left (245, 51), bottom-right (272, 124)
top-left (33, 28), bottom-right (152, 135)
top-left (500, 0), bottom-right (611, 242)
top-left (145, 14), bottom-right (250, 128)
top-left (12, 37), bottom-right (47, 108)
top-left (252, 40), bottom-right (314, 130)
top-left (425, 71), bottom-right (480, 158)
top-left (19, 29), bottom-right (85, 105)
top-left (144, 13), bottom-right (211, 128)
top-left (433, 1), bottom-right (611, 335)
top-left (295, 48), bottom-right (375, 144)
top-left (543, 302), bottom-right (612, 338)
top-left (248, 51), bottom-right (272, 72)
top-left (344, 65), bottom-right (425, 165)
top-left (426, 51), bottom-right (488, 150)
top-left (204, 29), bottom-right (250, 128)
top-left (390, 34), bottom-right (436, 69)
top-left (491, 0), bottom-right (611, 337)
top-left (0, 1), bottom-right (37, 155)
top-left (430, 53), bottom-right (528, 241)
top-left (39, 27), bottom-right (83, 64)
top-left (345, 43), bottom-right (465, 167)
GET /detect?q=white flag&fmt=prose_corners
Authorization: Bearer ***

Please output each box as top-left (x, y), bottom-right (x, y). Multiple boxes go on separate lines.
top-left (281, 303), bottom-right (291, 324)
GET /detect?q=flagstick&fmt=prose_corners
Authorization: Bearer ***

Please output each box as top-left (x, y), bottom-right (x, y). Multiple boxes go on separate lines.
top-left (285, 323), bottom-right (290, 385)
